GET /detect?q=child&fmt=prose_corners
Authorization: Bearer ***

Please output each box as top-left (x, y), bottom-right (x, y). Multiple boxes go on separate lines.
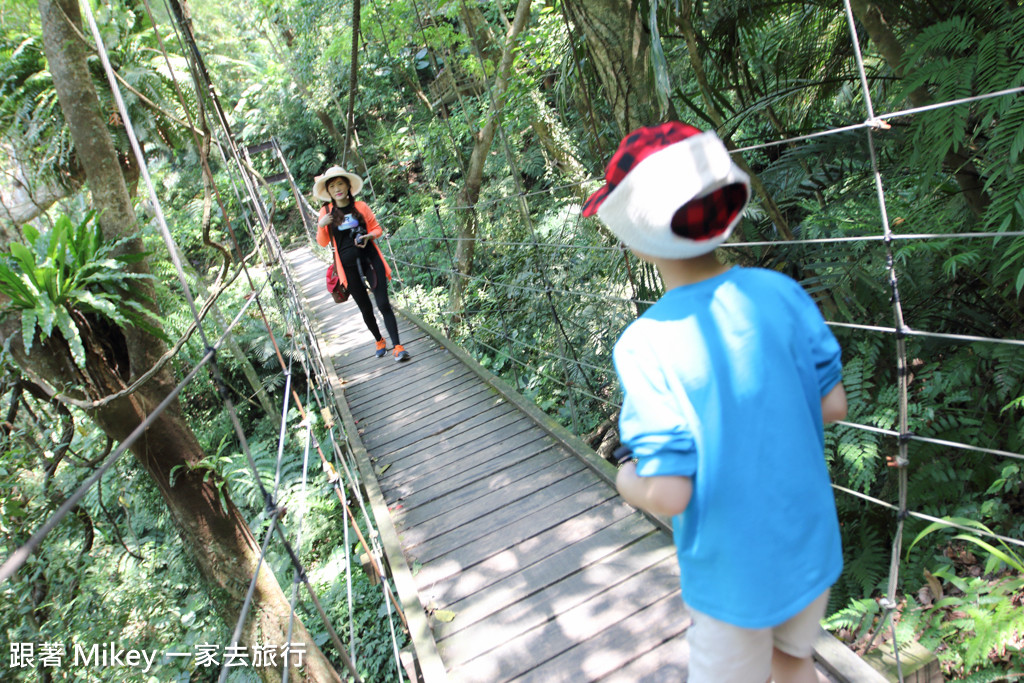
top-left (583, 122), bottom-right (847, 683)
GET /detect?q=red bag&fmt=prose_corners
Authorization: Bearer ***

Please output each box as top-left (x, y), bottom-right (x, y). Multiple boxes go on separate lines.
top-left (326, 263), bottom-right (349, 303)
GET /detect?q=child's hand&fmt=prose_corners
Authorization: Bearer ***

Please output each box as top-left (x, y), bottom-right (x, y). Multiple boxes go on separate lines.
top-left (317, 213), bottom-right (333, 228)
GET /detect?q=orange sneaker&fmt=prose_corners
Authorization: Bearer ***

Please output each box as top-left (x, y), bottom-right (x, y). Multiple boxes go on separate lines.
top-left (374, 339), bottom-right (387, 357)
top-left (393, 344), bottom-right (410, 362)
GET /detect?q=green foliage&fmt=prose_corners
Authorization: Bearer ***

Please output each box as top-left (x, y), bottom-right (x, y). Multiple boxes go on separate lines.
top-left (900, 574), bottom-right (1023, 678)
top-left (0, 33), bottom-right (73, 181)
top-left (909, 518), bottom-right (1023, 576)
top-left (1, 1), bottom-right (197, 206)
top-left (823, 596), bottom-right (883, 643)
top-left (0, 212), bottom-right (163, 367)
top-left (0, 412), bottom-right (230, 682)
top-left (306, 517), bottom-right (408, 682)
top-left (897, 3), bottom-right (1024, 293)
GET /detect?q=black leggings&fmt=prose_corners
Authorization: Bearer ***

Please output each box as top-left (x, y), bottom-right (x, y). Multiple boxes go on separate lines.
top-left (340, 247), bottom-right (400, 345)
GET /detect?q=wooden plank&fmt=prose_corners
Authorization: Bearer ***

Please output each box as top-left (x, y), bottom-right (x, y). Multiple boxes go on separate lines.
top-left (814, 629), bottom-right (889, 683)
top-left (376, 417), bottom-right (542, 490)
top-left (446, 574), bottom-right (687, 683)
top-left (244, 140), bottom-right (275, 154)
top-left (510, 592), bottom-right (690, 683)
top-left (360, 382), bottom-right (496, 441)
top-left (381, 430), bottom-right (552, 503)
top-left (336, 331), bottom-right (448, 372)
top-left (372, 411), bottom-right (532, 481)
top-left (398, 468), bottom-right (600, 553)
top-left (355, 375), bottom-right (486, 433)
top-left (393, 444), bottom-right (566, 514)
top-left (316, 306), bottom-right (420, 345)
top-left (334, 352), bottom-right (437, 391)
top-left (347, 364), bottom-right (478, 415)
top-left (325, 322), bottom-right (424, 354)
top-left (329, 331), bottom-right (430, 370)
top-left (400, 308), bottom-right (623, 493)
top-left (347, 368), bottom-right (477, 416)
top-left (345, 359), bottom-right (473, 408)
top-left (339, 348), bottom-right (463, 393)
top-left (407, 483), bottom-right (617, 568)
top-left (372, 413), bottom-right (535, 473)
top-left (592, 634), bottom-right (689, 683)
top-left (413, 497), bottom-right (641, 603)
top-left (362, 394), bottom-right (512, 454)
top-left (440, 555), bottom-right (680, 674)
top-left (395, 450), bottom-right (585, 533)
top-left (364, 395), bottom-right (516, 454)
top-left (435, 529), bottom-right (676, 648)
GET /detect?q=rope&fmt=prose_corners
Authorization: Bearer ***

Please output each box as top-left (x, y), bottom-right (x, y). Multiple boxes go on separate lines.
top-left (392, 228), bottom-right (1024, 249)
top-left (472, 322), bottom-right (611, 375)
top-left (217, 335), bottom-right (300, 683)
top-left (217, 510), bottom-right (281, 683)
top-left (731, 84), bottom-right (1024, 156)
top-left (272, 350), bottom-right (297, 496)
top-left (283, 396), bottom-right (314, 682)
top-left (840, 2), bottom-right (907, 673)
top-left (467, 335), bottom-right (621, 411)
top-left (396, 258), bottom-right (1024, 463)
top-left (831, 485), bottom-right (1024, 550)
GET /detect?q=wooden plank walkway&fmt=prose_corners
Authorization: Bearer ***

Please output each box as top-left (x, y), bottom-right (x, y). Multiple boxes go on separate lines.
top-left (283, 245), bottom-right (883, 683)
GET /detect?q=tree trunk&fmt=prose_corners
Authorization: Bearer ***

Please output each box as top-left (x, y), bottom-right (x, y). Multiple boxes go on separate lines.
top-left (560, 0), bottom-right (660, 136)
top-left (849, 0), bottom-right (990, 217)
top-left (30, 0), bottom-right (342, 680)
top-left (527, 90), bottom-right (588, 194)
top-left (449, 0), bottom-right (532, 320)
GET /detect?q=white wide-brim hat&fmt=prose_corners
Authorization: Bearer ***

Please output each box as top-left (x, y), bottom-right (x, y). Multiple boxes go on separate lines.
top-left (312, 166), bottom-right (364, 202)
top-left (582, 122), bottom-right (750, 259)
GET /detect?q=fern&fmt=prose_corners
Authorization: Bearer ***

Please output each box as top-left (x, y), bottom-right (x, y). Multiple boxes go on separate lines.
top-left (823, 597), bottom-right (882, 641)
top-left (0, 213), bottom-right (165, 368)
top-left (848, 523), bottom-right (891, 594)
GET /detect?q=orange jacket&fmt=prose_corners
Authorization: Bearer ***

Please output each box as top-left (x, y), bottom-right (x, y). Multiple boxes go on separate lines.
top-left (316, 200), bottom-right (393, 290)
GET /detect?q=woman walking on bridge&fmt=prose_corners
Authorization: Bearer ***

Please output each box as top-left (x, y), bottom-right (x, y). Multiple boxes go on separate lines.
top-left (314, 166), bottom-right (409, 361)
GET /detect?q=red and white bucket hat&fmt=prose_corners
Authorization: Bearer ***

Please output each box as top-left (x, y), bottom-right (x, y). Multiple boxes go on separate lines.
top-left (582, 122), bottom-right (751, 258)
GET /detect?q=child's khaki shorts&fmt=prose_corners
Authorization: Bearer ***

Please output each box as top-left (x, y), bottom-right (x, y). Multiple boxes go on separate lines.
top-left (686, 590), bottom-right (829, 683)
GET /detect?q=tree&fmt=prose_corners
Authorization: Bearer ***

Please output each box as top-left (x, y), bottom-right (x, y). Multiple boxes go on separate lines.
top-left (560, 0), bottom-right (662, 136)
top-left (448, 0), bottom-right (532, 319)
top-left (0, 0), bottom-right (344, 680)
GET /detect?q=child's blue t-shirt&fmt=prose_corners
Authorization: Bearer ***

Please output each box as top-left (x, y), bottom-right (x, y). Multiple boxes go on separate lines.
top-left (613, 266), bottom-right (843, 629)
